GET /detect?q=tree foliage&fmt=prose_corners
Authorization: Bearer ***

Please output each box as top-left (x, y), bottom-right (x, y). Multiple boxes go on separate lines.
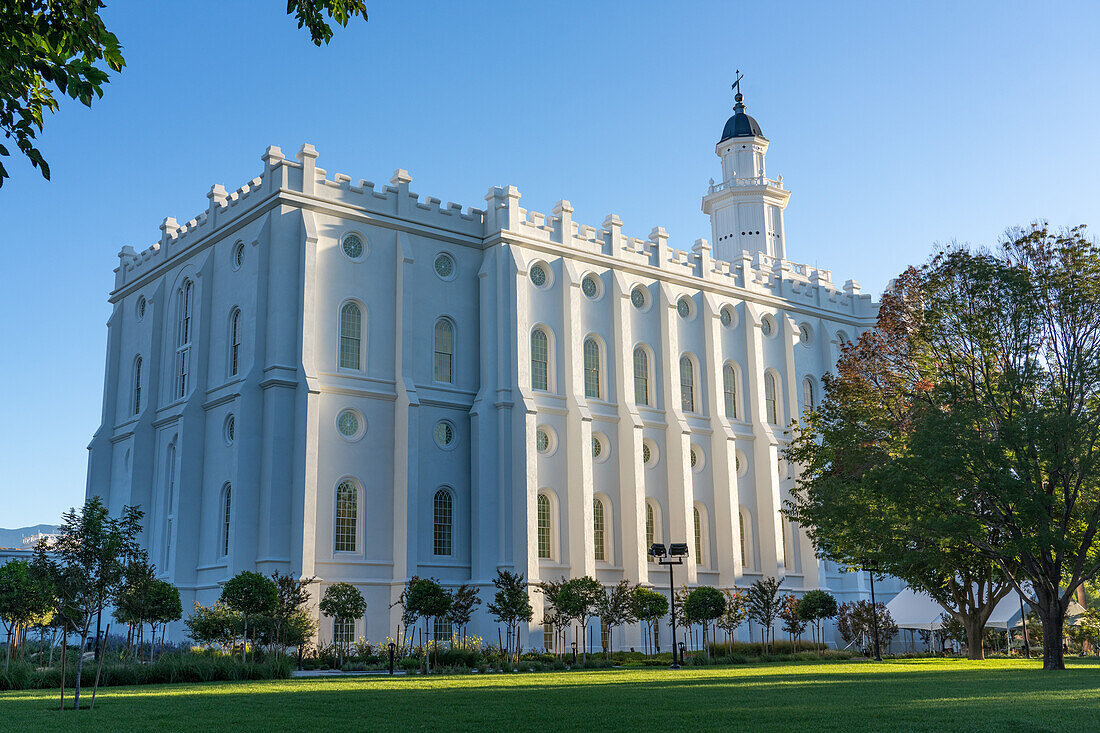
top-left (486, 570), bottom-right (532, 664)
top-left (597, 580), bottom-right (636, 655)
top-left (836, 601), bottom-right (898, 653)
top-left (683, 586), bottom-right (725, 657)
top-left (745, 577), bottom-right (783, 652)
top-left (556, 576), bottom-right (603, 660)
top-left (221, 571), bottom-right (278, 662)
top-left (795, 589), bottom-right (838, 652)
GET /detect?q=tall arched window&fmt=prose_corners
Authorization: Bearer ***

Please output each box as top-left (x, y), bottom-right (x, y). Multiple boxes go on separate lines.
top-left (133, 356), bottom-right (143, 414)
top-left (693, 506), bottom-right (705, 567)
top-left (339, 302), bottom-right (362, 370)
top-left (537, 493), bottom-right (552, 559)
top-left (645, 501), bottom-right (655, 557)
top-left (229, 309), bottom-right (241, 376)
top-left (781, 519), bottom-right (789, 569)
top-left (802, 377), bottom-right (815, 413)
top-left (764, 371), bottom-right (779, 425)
top-left (335, 480), bottom-right (358, 552)
top-left (220, 483), bottom-right (231, 557)
top-left (433, 488), bottom-right (453, 556)
top-left (739, 511), bottom-right (747, 567)
top-left (593, 498), bottom-right (606, 562)
top-left (433, 318), bottom-right (454, 383)
top-left (680, 356), bottom-right (695, 413)
top-left (175, 279), bottom-right (194, 399)
top-left (723, 364), bottom-right (738, 420)
top-left (633, 347), bottom-right (650, 406)
top-left (531, 328), bottom-right (549, 391)
top-left (583, 338), bottom-right (601, 399)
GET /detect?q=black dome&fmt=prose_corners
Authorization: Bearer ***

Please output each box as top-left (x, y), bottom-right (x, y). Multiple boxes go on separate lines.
top-left (720, 111), bottom-right (763, 142)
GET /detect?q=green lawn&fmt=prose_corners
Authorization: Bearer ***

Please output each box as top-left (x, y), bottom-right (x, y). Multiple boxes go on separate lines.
top-left (3, 658), bottom-right (1099, 732)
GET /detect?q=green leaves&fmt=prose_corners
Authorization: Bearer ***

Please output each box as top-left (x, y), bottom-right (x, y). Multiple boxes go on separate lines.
top-left (287, 0), bottom-right (368, 46)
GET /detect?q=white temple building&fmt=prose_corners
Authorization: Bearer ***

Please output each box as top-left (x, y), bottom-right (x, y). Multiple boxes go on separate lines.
top-left (88, 88), bottom-right (899, 649)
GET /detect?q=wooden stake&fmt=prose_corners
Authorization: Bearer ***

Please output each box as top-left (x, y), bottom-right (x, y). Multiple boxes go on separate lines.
top-left (58, 623), bottom-right (66, 712)
top-left (90, 623), bottom-right (110, 711)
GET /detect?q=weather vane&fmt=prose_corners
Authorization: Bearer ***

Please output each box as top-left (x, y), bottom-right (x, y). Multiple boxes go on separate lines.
top-left (731, 69), bottom-right (744, 97)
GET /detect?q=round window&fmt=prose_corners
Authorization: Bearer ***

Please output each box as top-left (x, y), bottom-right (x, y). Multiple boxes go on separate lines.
top-left (592, 436), bottom-right (602, 459)
top-left (837, 330), bottom-right (850, 344)
top-left (435, 420), bottom-right (455, 447)
top-left (642, 443), bottom-right (651, 464)
top-left (530, 263), bottom-right (548, 287)
top-left (342, 234), bottom-right (364, 260)
top-left (690, 449), bottom-right (698, 468)
top-left (736, 451), bottom-right (748, 476)
top-left (337, 410), bottom-right (360, 439)
top-left (799, 324), bottom-right (811, 344)
top-left (136, 296), bottom-right (146, 320)
top-left (677, 297), bottom-right (692, 319)
top-left (761, 316), bottom-right (774, 336)
top-left (434, 253), bottom-right (455, 279)
top-left (581, 274), bottom-right (600, 299)
top-left (631, 286), bottom-right (648, 310)
top-left (720, 306), bottom-right (735, 328)
top-left (233, 242), bottom-right (245, 270)
top-left (536, 428), bottom-right (550, 454)
top-left (224, 414), bottom-right (235, 445)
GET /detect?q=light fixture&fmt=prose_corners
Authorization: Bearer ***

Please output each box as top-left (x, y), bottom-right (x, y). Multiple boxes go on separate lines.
top-left (669, 543), bottom-right (690, 557)
top-left (650, 543), bottom-right (667, 558)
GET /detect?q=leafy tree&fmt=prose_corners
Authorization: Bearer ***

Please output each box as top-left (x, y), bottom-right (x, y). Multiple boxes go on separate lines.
top-left (716, 588), bottom-right (748, 645)
top-left (146, 580), bottom-right (182, 659)
top-left (629, 586), bottom-right (668, 657)
top-left (938, 612), bottom-right (967, 649)
top-left (184, 602), bottom-right (242, 651)
top-left (0, 0), bottom-right (367, 187)
top-left (778, 594), bottom-right (807, 650)
top-left (836, 601), bottom-right (898, 654)
top-left (486, 570), bottom-right (533, 664)
top-left (556, 577), bottom-right (603, 660)
top-left (683, 586), bottom-right (726, 657)
top-left (319, 582), bottom-right (367, 667)
top-left (795, 589), bottom-right (838, 653)
top-left (271, 571), bottom-right (317, 656)
top-left (405, 578), bottom-right (451, 670)
top-left (0, 558), bottom-right (53, 669)
top-left (37, 498), bottom-right (142, 709)
top-left (113, 557), bottom-right (157, 659)
top-left (221, 571), bottom-right (278, 663)
top-left (390, 574), bottom-right (420, 652)
top-left (746, 577), bottom-right (783, 652)
top-left (447, 583), bottom-right (481, 643)
top-left (535, 577), bottom-right (570, 656)
top-left (597, 580), bottom-right (636, 656)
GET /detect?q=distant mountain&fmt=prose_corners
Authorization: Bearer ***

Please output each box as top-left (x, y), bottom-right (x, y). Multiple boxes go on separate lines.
top-left (0, 524), bottom-right (58, 549)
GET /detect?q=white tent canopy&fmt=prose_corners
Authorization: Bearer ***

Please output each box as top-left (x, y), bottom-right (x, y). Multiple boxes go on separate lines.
top-left (886, 587), bottom-right (1081, 631)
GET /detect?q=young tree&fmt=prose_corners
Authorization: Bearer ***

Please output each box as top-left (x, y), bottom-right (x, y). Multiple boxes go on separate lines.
top-left (716, 589), bottom-right (748, 645)
top-left (405, 578), bottom-right (451, 671)
top-left (447, 584), bottom-right (482, 644)
top-left (390, 575), bottom-right (421, 653)
top-left (0, 558), bottom-right (53, 669)
top-left (184, 602), bottom-right (242, 652)
top-left (271, 571), bottom-right (317, 656)
top-left (486, 570), bottom-right (533, 665)
top-left (597, 580), bottom-right (636, 657)
top-left (629, 587), bottom-right (669, 657)
top-left (556, 577), bottom-right (603, 661)
top-left (746, 577), bottom-right (783, 652)
top-left (779, 594), bottom-right (808, 650)
top-left (319, 582), bottom-right (367, 668)
top-left (683, 587), bottom-right (726, 658)
top-left (535, 577), bottom-right (570, 657)
top-left (113, 557), bottom-right (156, 659)
top-left (221, 571), bottom-right (278, 663)
top-left (147, 580), bottom-right (182, 659)
top-left (0, 0), bottom-right (368, 186)
top-left (795, 589), bottom-right (838, 653)
top-left (836, 601), bottom-right (898, 654)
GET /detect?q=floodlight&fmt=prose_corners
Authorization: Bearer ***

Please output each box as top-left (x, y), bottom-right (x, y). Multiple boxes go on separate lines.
top-left (669, 543), bottom-right (690, 557)
top-left (650, 543), bottom-right (667, 558)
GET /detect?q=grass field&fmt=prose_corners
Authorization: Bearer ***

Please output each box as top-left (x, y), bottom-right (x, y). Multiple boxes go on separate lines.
top-left (3, 657), bottom-right (1098, 732)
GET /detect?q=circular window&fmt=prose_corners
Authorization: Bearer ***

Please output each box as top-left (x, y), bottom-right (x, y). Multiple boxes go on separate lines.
top-left (631, 286), bottom-right (648, 310)
top-left (736, 450), bottom-right (748, 477)
top-left (799, 324), bottom-right (812, 344)
top-left (677, 297), bottom-right (693, 319)
top-left (434, 420), bottom-right (456, 448)
top-left (761, 315), bottom-right (775, 336)
top-left (581, 274), bottom-right (601, 300)
top-left (530, 263), bottom-right (548, 288)
top-left (342, 234), bottom-right (364, 260)
top-left (720, 306), bottom-right (734, 328)
top-left (336, 409), bottom-right (364, 440)
top-left (434, 253), bottom-right (455, 280)
top-left (136, 296), bottom-right (146, 321)
top-left (592, 435), bottom-right (603, 459)
top-left (536, 427), bottom-right (553, 455)
top-left (837, 330), bottom-right (850, 344)
top-left (232, 241), bottom-right (245, 270)
top-left (642, 439), bottom-right (659, 467)
top-left (690, 445), bottom-right (705, 472)
top-left (690, 449), bottom-right (698, 468)
top-left (224, 414), bottom-right (235, 445)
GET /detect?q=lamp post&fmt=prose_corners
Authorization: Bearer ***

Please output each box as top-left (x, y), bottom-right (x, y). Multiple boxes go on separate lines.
top-left (1019, 593), bottom-right (1030, 658)
top-left (652, 542), bottom-right (689, 669)
top-left (866, 564), bottom-right (883, 662)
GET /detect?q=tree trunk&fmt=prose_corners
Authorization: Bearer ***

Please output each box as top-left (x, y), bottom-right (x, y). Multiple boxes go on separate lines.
top-left (73, 629), bottom-right (88, 710)
top-left (962, 615), bottom-right (986, 661)
top-left (1038, 604), bottom-right (1067, 671)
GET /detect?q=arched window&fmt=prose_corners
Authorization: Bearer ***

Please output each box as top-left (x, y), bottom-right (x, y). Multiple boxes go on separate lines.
top-left (693, 506), bottom-right (705, 567)
top-left (802, 377), bottom-right (815, 413)
top-left (229, 309), bottom-right (241, 376)
top-left (132, 356), bottom-right (143, 414)
top-left (433, 318), bottom-right (454, 383)
top-left (433, 488), bottom-right (453, 556)
top-left (723, 364), bottom-right (738, 420)
top-left (646, 501), bottom-right (658, 561)
top-left (583, 338), bottom-right (601, 399)
top-left (781, 519), bottom-right (790, 569)
top-left (764, 371), bottom-right (779, 425)
top-left (335, 480), bottom-right (358, 552)
top-left (537, 493), bottom-right (552, 559)
top-left (220, 483), bottom-right (231, 557)
top-left (593, 497), bottom-right (606, 562)
top-left (680, 356), bottom-right (695, 413)
top-left (633, 347), bottom-right (650, 406)
top-left (174, 279), bottom-right (194, 399)
top-left (339, 302), bottom-right (362, 370)
top-left (739, 510), bottom-right (749, 568)
top-left (531, 328), bottom-right (549, 391)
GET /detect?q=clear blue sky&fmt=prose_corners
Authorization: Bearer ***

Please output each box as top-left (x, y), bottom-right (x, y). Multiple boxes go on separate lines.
top-left (1, 1), bottom-right (1097, 528)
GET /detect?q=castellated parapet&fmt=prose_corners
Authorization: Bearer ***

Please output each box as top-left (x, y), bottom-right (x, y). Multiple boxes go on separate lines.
top-left (113, 144), bottom-right (875, 321)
